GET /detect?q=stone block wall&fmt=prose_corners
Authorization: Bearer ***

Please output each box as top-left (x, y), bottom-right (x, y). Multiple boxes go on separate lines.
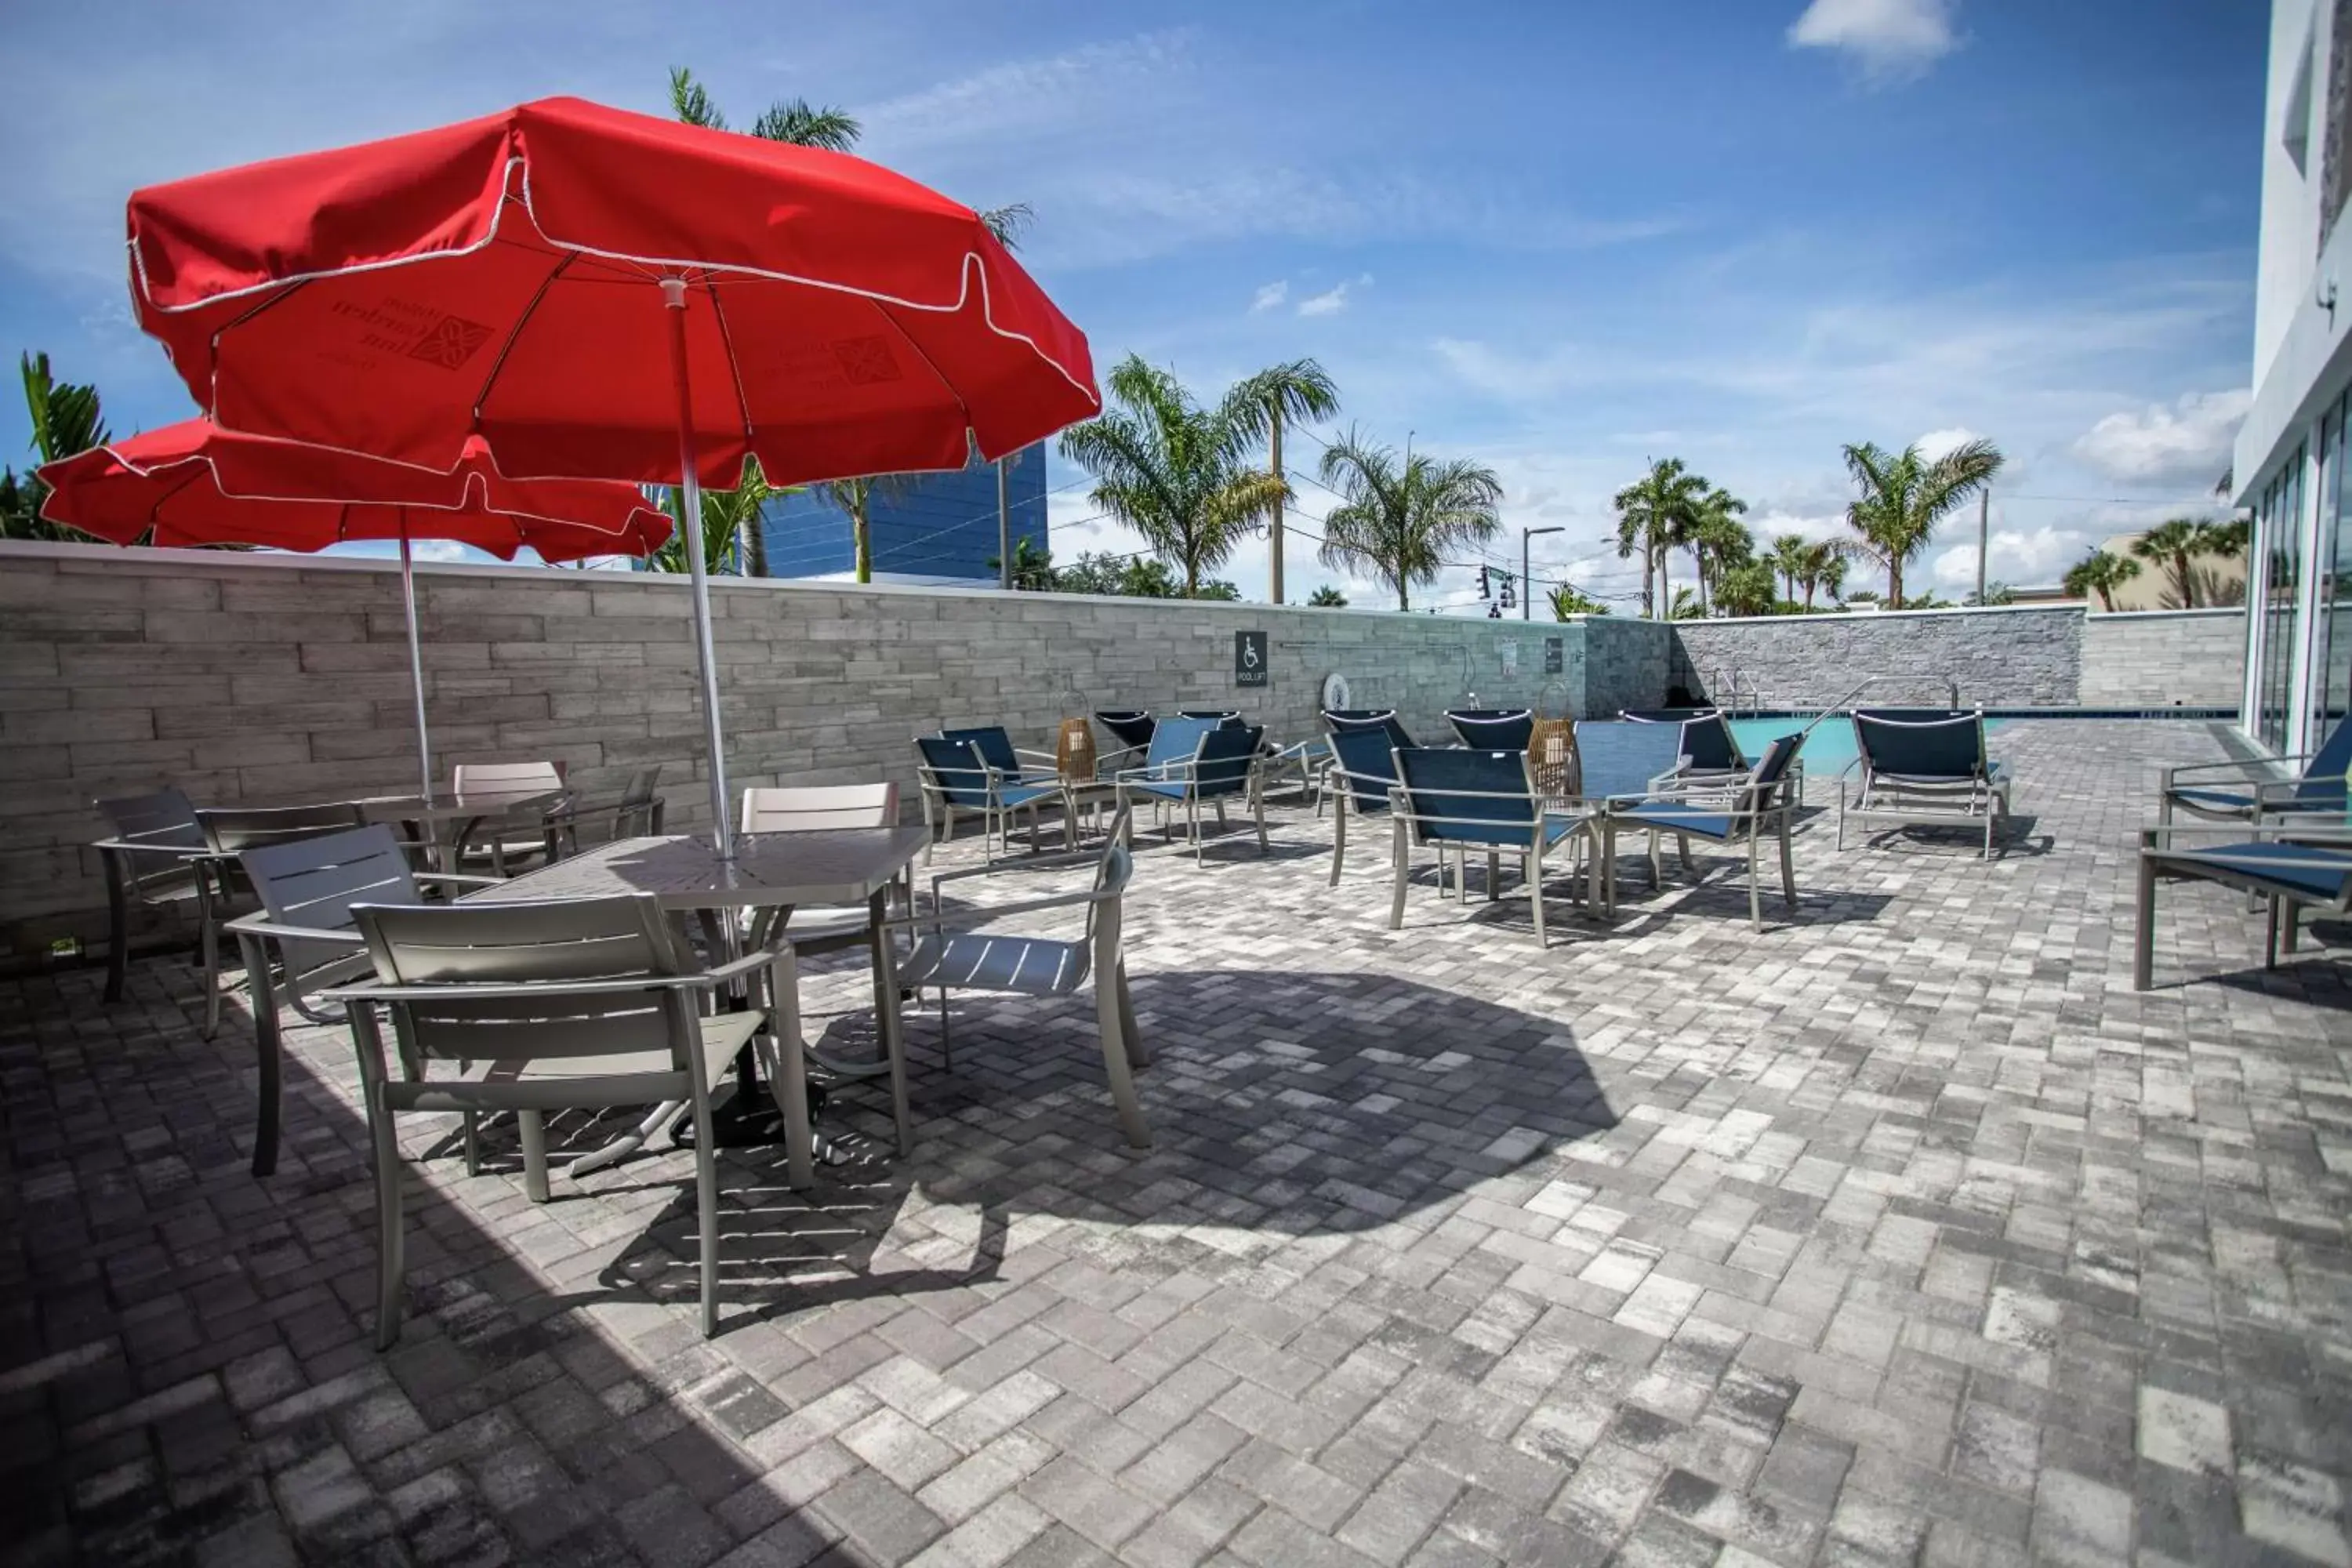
top-left (1671, 606), bottom-right (2086, 709)
top-left (2077, 609), bottom-right (2248, 709)
top-left (0, 543), bottom-right (1641, 960)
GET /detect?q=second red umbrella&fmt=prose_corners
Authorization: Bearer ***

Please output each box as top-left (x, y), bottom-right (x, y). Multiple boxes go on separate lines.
top-left (40, 418), bottom-right (672, 801)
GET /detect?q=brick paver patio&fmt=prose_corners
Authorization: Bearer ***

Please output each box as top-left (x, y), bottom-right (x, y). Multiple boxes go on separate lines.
top-left (5, 719), bottom-right (2350, 1568)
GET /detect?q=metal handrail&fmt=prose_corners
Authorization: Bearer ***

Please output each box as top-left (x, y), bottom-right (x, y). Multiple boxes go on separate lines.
top-left (1798, 675), bottom-right (1886, 736)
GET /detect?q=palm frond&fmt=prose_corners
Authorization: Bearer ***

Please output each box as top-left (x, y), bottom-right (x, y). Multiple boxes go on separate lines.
top-left (751, 99), bottom-right (861, 151)
top-left (1221, 358), bottom-right (1342, 446)
top-left (668, 67), bottom-right (726, 130)
top-left (978, 203), bottom-right (1034, 250)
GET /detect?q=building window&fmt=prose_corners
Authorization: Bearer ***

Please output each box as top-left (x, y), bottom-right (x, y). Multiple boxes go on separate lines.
top-left (2320, 393), bottom-right (2352, 750)
top-left (2329, 0), bottom-right (2352, 245)
top-left (2259, 445), bottom-right (2307, 752)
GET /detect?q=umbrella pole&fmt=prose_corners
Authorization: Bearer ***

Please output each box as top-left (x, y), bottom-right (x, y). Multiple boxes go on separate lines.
top-left (398, 525), bottom-right (434, 804)
top-left (661, 278), bottom-right (735, 860)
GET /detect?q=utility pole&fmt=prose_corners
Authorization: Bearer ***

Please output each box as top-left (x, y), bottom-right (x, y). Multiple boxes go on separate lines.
top-left (1269, 410), bottom-right (1285, 605)
top-left (1523, 525), bottom-right (1564, 619)
top-left (997, 456), bottom-right (1011, 590)
top-left (1975, 488), bottom-right (1989, 604)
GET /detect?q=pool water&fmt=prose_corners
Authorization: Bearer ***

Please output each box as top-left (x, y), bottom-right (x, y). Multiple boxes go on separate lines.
top-left (1727, 714), bottom-right (2011, 776)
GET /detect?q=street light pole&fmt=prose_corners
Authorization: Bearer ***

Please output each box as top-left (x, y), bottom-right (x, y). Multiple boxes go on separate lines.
top-left (1523, 525), bottom-right (1565, 619)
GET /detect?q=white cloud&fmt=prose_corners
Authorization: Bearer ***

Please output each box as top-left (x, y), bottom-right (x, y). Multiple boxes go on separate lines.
top-left (1929, 524), bottom-right (2074, 589)
top-left (1788, 0), bottom-right (1959, 82)
top-left (1298, 274), bottom-right (1371, 318)
top-left (1250, 281), bottom-right (1289, 313)
top-left (2071, 388), bottom-right (2250, 486)
top-left (1913, 426), bottom-right (1982, 463)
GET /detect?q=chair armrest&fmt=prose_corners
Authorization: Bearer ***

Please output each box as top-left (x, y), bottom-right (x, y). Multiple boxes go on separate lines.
top-left (930, 848), bottom-right (1103, 887)
top-left (414, 871), bottom-right (504, 887)
top-left (325, 974), bottom-right (717, 1004)
top-left (224, 914), bottom-right (364, 946)
top-left (2163, 756), bottom-right (2306, 784)
top-left (700, 938), bottom-right (801, 985)
top-left (1115, 760), bottom-right (1196, 782)
top-left (1013, 747), bottom-right (1062, 769)
top-left (882, 888), bottom-right (1107, 935)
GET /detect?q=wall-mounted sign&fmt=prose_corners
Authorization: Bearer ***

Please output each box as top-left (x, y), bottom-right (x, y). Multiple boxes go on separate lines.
top-left (1544, 637), bottom-right (1564, 674)
top-left (1501, 642), bottom-right (1520, 676)
top-left (1235, 630), bottom-right (1269, 687)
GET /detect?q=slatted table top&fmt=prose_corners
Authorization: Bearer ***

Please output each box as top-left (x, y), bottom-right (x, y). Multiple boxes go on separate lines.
top-left (463, 828), bottom-right (927, 911)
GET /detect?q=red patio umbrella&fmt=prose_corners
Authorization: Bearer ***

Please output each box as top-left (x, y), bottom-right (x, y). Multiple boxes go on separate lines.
top-left (124, 96), bottom-right (1101, 853)
top-left (40, 417), bottom-right (671, 800)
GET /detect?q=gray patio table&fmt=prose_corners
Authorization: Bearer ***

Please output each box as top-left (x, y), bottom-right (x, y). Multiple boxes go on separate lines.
top-left (92, 784), bottom-right (564, 1003)
top-left (462, 826), bottom-right (927, 1189)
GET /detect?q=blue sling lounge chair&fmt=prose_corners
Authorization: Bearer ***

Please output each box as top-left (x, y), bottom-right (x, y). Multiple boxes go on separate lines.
top-left (2133, 823), bottom-right (2352, 989)
top-left (1838, 708), bottom-right (2012, 858)
top-left (2160, 716), bottom-right (2352, 827)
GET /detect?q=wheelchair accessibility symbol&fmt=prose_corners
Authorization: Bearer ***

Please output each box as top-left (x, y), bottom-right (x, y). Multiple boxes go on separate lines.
top-left (1235, 630), bottom-right (1268, 687)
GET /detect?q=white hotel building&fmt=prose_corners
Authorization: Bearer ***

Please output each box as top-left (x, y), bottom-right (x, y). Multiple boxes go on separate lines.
top-left (2236, 0), bottom-right (2352, 753)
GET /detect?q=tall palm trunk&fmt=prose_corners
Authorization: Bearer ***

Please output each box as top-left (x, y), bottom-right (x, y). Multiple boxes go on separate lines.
top-left (853, 495), bottom-right (873, 583)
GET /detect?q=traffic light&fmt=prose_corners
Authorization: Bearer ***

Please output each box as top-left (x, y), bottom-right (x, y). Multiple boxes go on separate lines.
top-left (1477, 566), bottom-right (1491, 598)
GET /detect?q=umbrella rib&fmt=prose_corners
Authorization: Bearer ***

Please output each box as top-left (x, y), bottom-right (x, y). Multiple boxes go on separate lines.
top-left (697, 278), bottom-right (757, 445)
top-left (466, 249), bottom-right (579, 432)
top-left (870, 296), bottom-right (972, 443)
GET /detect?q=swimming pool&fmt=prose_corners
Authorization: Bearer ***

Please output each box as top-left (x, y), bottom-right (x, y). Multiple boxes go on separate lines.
top-left (1728, 714), bottom-right (2013, 775)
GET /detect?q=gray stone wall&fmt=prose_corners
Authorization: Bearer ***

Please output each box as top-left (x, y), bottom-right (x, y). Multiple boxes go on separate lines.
top-left (2077, 609), bottom-right (2247, 709)
top-left (1671, 606), bottom-right (2086, 709)
top-left (0, 542), bottom-right (1648, 959)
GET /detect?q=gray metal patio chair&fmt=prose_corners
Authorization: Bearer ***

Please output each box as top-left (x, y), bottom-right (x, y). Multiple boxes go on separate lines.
top-left (1389, 747), bottom-right (1584, 947)
top-left (327, 894), bottom-right (804, 1344)
top-left (1837, 709), bottom-right (2012, 858)
top-left (223, 825), bottom-right (499, 1177)
top-left (539, 765), bottom-right (666, 860)
top-left (2159, 715), bottom-right (2352, 827)
top-left (740, 782), bottom-right (908, 953)
top-left (450, 759), bottom-right (571, 876)
top-left (1608, 733), bottom-right (1805, 929)
top-left (2134, 823), bottom-right (2352, 989)
top-left (93, 786), bottom-right (216, 1004)
top-left (194, 800), bottom-right (368, 1036)
top-left (880, 821), bottom-right (1149, 1149)
top-left (1114, 718), bottom-right (1267, 864)
top-left (913, 733), bottom-right (1064, 861)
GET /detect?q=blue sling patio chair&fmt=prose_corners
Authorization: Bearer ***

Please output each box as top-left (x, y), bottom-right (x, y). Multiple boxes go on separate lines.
top-left (1388, 747), bottom-right (1584, 947)
top-left (1446, 708), bottom-right (1535, 752)
top-left (1609, 733), bottom-right (1806, 929)
top-left (1560, 720), bottom-right (1693, 913)
top-left (2159, 715), bottom-right (2352, 827)
top-left (1624, 708), bottom-right (1751, 792)
top-left (2133, 822), bottom-right (2352, 989)
top-left (1115, 717), bottom-right (1267, 864)
top-left (913, 733), bottom-right (1063, 862)
top-left (1838, 708), bottom-right (2013, 858)
top-left (1093, 710), bottom-right (1158, 773)
top-left (1323, 724), bottom-right (1405, 886)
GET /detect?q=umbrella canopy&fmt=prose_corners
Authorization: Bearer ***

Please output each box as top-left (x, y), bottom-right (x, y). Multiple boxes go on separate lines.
top-left (125, 96), bottom-right (1099, 488)
top-left (40, 418), bottom-right (671, 798)
top-left (125, 96), bottom-right (1102, 854)
top-left (38, 419), bottom-right (671, 559)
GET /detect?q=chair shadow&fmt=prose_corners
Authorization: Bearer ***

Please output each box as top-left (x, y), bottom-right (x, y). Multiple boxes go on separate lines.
top-left (554, 968), bottom-right (1621, 1319)
top-left (1837, 814), bottom-right (2054, 859)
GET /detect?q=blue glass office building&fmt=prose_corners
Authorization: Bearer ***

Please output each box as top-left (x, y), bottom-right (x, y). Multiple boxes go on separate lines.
top-left (757, 444), bottom-right (1047, 585)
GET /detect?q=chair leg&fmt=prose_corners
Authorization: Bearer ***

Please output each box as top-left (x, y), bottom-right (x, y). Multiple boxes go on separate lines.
top-left (1779, 818), bottom-right (1797, 909)
top-left (1254, 789), bottom-right (1268, 855)
top-left (1487, 849), bottom-right (1501, 902)
top-left (103, 851), bottom-right (129, 1004)
top-left (1094, 976), bottom-right (1152, 1150)
top-left (687, 1089), bottom-right (719, 1338)
top-left (2283, 899), bottom-right (2302, 956)
top-left (200, 884), bottom-right (223, 1040)
top-left (2265, 896), bottom-right (2281, 969)
top-left (1330, 798), bottom-right (1348, 887)
top-left (2132, 858), bottom-right (2158, 990)
top-left (1529, 848), bottom-right (1548, 949)
top-left (1389, 822), bottom-right (1410, 930)
top-left (1116, 964), bottom-right (1145, 1069)
top-left (369, 1088), bottom-right (405, 1351)
top-left (1747, 832), bottom-right (1763, 930)
top-left (241, 931), bottom-right (281, 1178)
top-left (517, 1111), bottom-right (551, 1203)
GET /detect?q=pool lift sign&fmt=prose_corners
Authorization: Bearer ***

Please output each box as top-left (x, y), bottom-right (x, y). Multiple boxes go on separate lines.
top-left (1235, 630), bottom-right (1269, 687)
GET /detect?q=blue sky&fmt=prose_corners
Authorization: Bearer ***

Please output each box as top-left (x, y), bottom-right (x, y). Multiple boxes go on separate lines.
top-left (0, 0), bottom-right (2264, 608)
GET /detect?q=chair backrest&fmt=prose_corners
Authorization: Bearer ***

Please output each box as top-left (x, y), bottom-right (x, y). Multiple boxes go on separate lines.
top-left (1853, 710), bottom-right (1986, 780)
top-left (1572, 720), bottom-right (1689, 803)
top-left (1327, 726), bottom-right (1400, 814)
top-left (1675, 713), bottom-right (1746, 772)
top-left (198, 800), bottom-right (369, 856)
top-left (1177, 710), bottom-right (1246, 729)
top-left (96, 787), bottom-right (205, 895)
top-left (350, 895), bottom-right (695, 1069)
top-left (241, 825), bottom-right (423, 989)
top-left (940, 725), bottom-right (1026, 782)
top-left (1446, 709), bottom-right (1535, 752)
top-left (616, 766), bottom-right (666, 837)
top-left (1094, 710), bottom-right (1157, 750)
top-left (1140, 715), bottom-right (1220, 776)
top-left (742, 782), bottom-right (899, 833)
top-left (1323, 708), bottom-right (1416, 753)
top-left (452, 760), bottom-right (566, 797)
top-left (1190, 724), bottom-right (1263, 798)
top-left (2293, 716), bottom-right (2352, 805)
top-left (1734, 734), bottom-right (1806, 818)
top-left (1394, 748), bottom-right (1539, 846)
top-left (913, 735), bottom-right (994, 808)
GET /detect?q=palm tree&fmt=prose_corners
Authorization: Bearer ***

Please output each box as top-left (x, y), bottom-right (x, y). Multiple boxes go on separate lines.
top-left (988, 535), bottom-right (1056, 590)
top-left (669, 67), bottom-right (1031, 247)
top-left (1769, 534), bottom-right (1811, 604)
top-left (1548, 584), bottom-right (1611, 617)
top-left (1795, 541), bottom-right (1848, 610)
top-left (1225, 358), bottom-right (1341, 604)
top-left (1316, 427), bottom-right (1503, 611)
top-left (1715, 561), bottom-right (1778, 617)
top-left (820, 474), bottom-right (913, 583)
top-left (648, 461), bottom-right (774, 575)
top-left (2063, 547), bottom-right (2141, 611)
top-left (1057, 355), bottom-right (1287, 597)
top-left (1613, 458), bottom-right (1710, 619)
top-left (3, 352), bottom-right (109, 542)
top-left (1307, 585), bottom-right (1348, 607)
top-left (2130, 518), bottom-right (2208, 608)
top-left (1686, 488), bottom-right (1751, 613)
top-left (1839, 438), bottom-right (2005, 606)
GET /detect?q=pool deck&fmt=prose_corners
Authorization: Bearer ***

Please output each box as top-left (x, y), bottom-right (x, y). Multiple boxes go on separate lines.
top-left (4, 718), bottom-right (2350, 1568)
